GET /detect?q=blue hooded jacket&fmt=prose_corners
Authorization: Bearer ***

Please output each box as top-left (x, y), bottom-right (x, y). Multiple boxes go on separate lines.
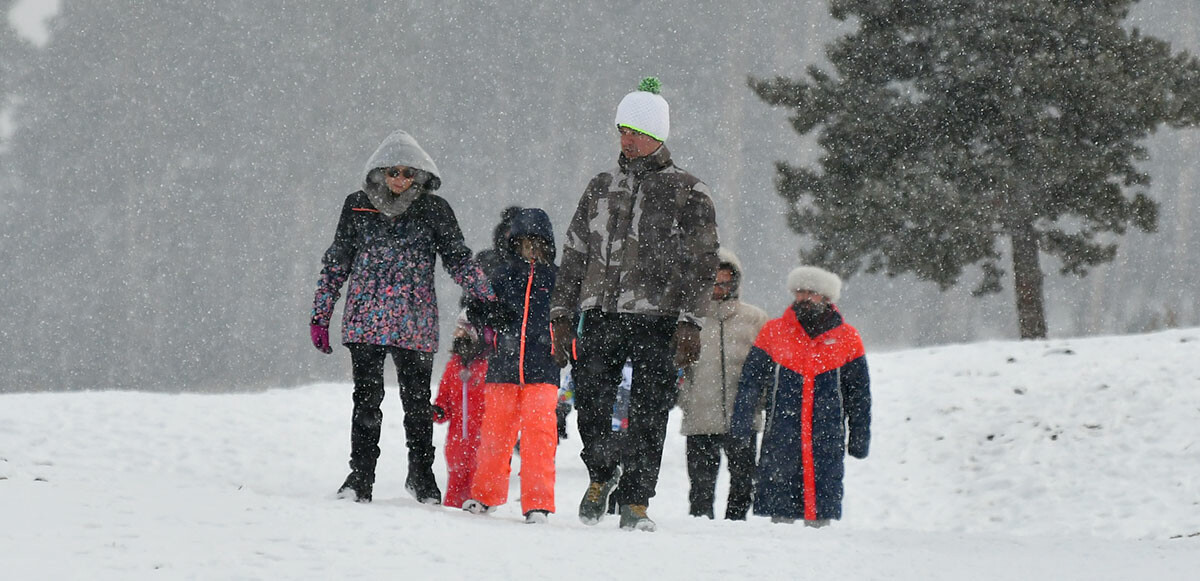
top-left (471, 208), bottom-right (559, 386)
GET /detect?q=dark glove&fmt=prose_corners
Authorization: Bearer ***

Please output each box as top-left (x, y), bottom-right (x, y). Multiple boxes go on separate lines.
top-left (431, 404), bottom-right (447, 423)
top-left (551, 317), bottom-right (576, 368)
top-left (310, 324), bottom-right (332, 354)
top-left (673, 321), bottom-right (702, 368)
top-left (848, 433), bottom-right (869, 459)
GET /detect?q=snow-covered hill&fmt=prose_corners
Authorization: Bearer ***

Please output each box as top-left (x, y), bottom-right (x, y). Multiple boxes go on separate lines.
top-left (2, 328), bottom-right (1198, 579)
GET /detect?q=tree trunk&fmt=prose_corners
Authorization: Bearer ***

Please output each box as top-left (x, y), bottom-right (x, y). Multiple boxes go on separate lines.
top-left (1010, 221), bottom-right (1048, 339)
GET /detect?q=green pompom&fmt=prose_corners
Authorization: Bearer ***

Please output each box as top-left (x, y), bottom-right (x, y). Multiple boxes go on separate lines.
top-left (638, 77), bottom-right (662, 95)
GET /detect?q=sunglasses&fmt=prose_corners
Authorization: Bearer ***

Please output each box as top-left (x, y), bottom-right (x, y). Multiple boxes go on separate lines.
top-left (385, 167), bottom-right (417, 179)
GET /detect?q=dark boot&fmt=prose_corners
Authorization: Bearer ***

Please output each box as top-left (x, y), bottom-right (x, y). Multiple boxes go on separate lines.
top-left (405, 464), bottom-right (442, 505)
top-left (394, 348), bottom-right (439, 505)
top-left (336, 471), bottom-right (373, 503)
top-left (724, 434), bottom-right (756, 521)
top-left (345, 344), bottom-right (386, 502)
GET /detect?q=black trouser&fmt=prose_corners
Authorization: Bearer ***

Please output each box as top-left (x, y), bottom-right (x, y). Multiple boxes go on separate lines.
top-left (574, 311), bottom-right (677, 506)
top-left (346, 344), bottom-right (436, 483)
top-left (686, 433), bottom-right (758, 520)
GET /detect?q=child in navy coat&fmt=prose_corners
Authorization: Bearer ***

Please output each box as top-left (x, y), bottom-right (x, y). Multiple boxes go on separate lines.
top-left (463, 208), bottom-right (560, 524)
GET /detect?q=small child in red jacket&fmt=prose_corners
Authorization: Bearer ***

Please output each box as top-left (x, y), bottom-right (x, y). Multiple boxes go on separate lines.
top-left (432, 311), bottom-right (489, 508)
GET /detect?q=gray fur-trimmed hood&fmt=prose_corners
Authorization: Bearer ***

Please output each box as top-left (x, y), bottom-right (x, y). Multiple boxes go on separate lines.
top-left (362, 130), bottom-right (442, 189)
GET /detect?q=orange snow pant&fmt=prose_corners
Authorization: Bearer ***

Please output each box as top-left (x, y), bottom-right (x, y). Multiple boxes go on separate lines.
top-left (470, 382), bottom-right (558, 514)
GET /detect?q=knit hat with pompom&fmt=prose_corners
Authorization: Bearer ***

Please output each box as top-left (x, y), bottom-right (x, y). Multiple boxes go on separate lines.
top-left (615, 77), bottom-right (670, 142)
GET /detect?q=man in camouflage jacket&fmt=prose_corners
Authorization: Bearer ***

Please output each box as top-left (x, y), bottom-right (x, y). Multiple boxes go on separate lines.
top-left (550, 78), bottom-right (719, 531)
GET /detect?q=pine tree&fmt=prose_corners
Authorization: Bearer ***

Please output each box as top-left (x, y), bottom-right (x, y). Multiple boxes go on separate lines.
top-left (751, 0), bottom-right (1200, 338)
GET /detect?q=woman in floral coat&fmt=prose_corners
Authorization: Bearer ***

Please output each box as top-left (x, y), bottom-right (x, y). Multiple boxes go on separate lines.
top-left (309, 130), bottom-right (492, 504)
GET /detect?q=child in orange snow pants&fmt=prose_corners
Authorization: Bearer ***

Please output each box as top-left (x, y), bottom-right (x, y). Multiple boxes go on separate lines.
top-left (464, 208), bottom-right (560, 520)
top-left (470, 382), bottom-right (558, 513)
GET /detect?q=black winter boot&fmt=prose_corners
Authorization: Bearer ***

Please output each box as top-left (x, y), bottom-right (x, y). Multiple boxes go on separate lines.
top-left (336, 472), bottom-right (373, 503)
top-left (405, 466), bottom-right (442, 505)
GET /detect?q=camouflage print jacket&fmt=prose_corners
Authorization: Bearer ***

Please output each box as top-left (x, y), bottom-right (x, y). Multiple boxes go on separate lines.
top-left (550, 145), bottom-right (719, 328)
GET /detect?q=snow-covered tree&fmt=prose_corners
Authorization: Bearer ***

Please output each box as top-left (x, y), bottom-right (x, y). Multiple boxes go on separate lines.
top-left (752, 0), bottom-right (1200, 338)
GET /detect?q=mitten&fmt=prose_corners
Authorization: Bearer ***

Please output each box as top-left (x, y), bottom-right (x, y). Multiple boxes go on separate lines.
top-left (551, 317), bottom-right (576, 368)
top-left (672, 321), bottom-right (702, 368)
top-left (432, 404), bottom-right (447, 423)
top-left (848, 432), bottom-right (869, 459)
top-left (310, 324), bottom-right (332, 354)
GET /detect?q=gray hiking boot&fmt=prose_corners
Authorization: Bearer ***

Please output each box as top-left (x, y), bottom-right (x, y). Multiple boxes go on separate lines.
top-left (618, 504), bottom-right (656, 532)
top-left (578, 470), bottom-right (620, 525)
top-left (805, 519), bottom-right (831, 528)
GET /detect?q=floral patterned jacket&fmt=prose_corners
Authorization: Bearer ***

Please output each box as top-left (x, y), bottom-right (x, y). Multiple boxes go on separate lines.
top-left (311, 190), bottom-right (491, 352)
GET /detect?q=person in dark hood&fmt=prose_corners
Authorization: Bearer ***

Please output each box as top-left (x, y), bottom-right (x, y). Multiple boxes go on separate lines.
top-left (462, 208), bottom-right (561, 524)
top-left (730, 265), bottom-right (872, 528)
top-left (476, 205), bottom-right (524, 280)
top-left (309, 130), bottom-right (493, 505)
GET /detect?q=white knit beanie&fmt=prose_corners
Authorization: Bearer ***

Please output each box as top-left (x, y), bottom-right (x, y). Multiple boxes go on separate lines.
top-left (786, 266), bottom-right (842, 302)
top-left (615, 77), bottom-right (669, 142)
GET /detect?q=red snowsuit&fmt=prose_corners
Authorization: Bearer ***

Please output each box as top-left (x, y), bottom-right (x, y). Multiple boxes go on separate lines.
top-left (433, 354), bottom-right (488, 508)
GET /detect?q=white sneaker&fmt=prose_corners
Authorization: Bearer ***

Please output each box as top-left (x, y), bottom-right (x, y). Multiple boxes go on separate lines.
top-left (524, 510), bottom-right (550, 524)
top-left (462, 499), bottom-right (495, 515)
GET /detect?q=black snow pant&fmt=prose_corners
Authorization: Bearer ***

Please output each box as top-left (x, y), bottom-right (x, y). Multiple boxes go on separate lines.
top-left (686, 433), bottom-right (758, 520)
top-left (573, 311), bottom-right (678, 507)
top-left (346, 343), bottom-right (436, 485)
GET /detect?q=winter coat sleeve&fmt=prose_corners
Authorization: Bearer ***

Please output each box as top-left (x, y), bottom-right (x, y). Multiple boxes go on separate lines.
top-left (310, 196), bottom-right (359, 327)
top-left (674, 184), bottom-right (720, 327)
top-left (432, 197), bottom-right (494, 303)
top-left (466, 263), bottom-right (519, 333)
top-left (550, 177), bottom-right (603, 322)
top-left (730, 344), bottom-right (772, 438)
top-left (842, 354), bottom-right (871, 459)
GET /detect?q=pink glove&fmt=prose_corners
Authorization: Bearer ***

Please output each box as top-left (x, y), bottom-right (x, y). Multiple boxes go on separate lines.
top-left (311, 324), bottom-right (332, 354)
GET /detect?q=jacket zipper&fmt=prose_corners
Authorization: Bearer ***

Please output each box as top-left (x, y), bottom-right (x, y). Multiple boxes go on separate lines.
top-left (518, 260), bottom-right (535, 384)
top-left (766, 362), bottom-right (782, 434)
top-left (719, 320), bottom-right (728, 429)
top-left (460, 364), bottom-right (470, 441)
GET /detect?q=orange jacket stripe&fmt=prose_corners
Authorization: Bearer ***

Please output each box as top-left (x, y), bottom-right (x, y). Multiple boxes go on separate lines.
top-left (518, 261), bottom-right (535, 384)
top-left (801, 374), bottom-right (818, 520)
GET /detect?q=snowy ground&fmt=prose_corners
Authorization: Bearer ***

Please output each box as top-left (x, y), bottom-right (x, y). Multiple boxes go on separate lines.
top-left (2, 328), bottom-right (1198, 580)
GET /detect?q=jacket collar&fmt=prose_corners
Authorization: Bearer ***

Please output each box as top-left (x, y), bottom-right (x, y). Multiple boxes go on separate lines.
top-left (784, 303), bottom-right (844, 339)
top-left (708, 298), bottom-right (739, 322)
top-left (618, 144), bottom-right (672, 177)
